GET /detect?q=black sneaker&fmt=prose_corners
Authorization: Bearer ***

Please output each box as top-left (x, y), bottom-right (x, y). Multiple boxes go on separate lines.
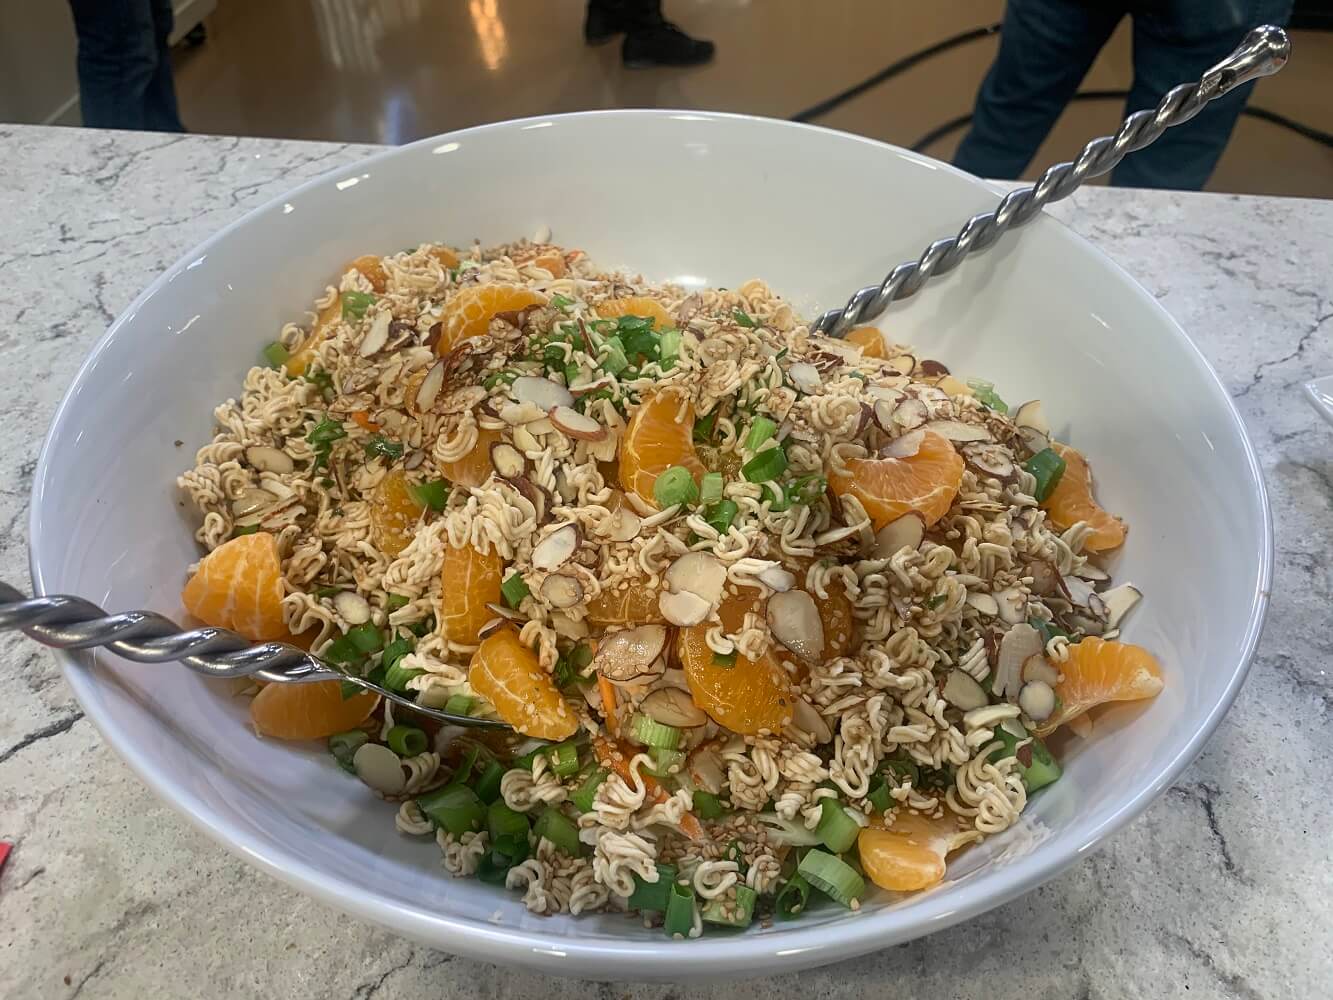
top-left (584, 0), bottom-right (627, 45)
top-left (622, 21), bottom-right (716, 68)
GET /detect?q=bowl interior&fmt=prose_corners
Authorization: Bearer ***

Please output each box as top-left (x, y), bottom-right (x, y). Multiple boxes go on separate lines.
top-left (32, 111), bottom-right (1269, 979)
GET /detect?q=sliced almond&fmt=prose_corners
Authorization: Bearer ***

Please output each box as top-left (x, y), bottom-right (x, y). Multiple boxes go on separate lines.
top-left (873, 512), bottom-right (925, 557)
top-left (814, 523), bottom-right (862, 547)
top-left (334, 591), bottom-right (372, 625)
top-left (892, 397), bottom-right (929, 430)
top-left (942, 669), bottom-right (988, 711)
top-left (232, 487), bottom-right (278, 518)
top-left (1016, 426), bottom-right (1052, 456)
top-left (245, 446), bottom-right (295, 474)
top-left (484, 601), bottom-right (526, 622)
top-left (883, 429), bottom-right (925, 459)
top-left (788, 362), bottom-right (822, 394)
top-left (499, 400), bottom-right (547, 425)
top-left (404, 450), bottom-right (426, 471)
top-left (511, 375), bottom-right (574, 411)
top-left (965, 591), bottom-right (1000, 617)
top-left (415, 359), bottom-right (445, 412)
top-left (1023, 654), bottom-right (1062, 686)
top-left (507, 475), bottom-right (548, 524)
top-left (871, 398), bottom-right (897, 433)
top-left (640, 687), bottom-right (708, 728)
top-left (756, 564), bottom-right (796, 593)
top-left (923, 419), bottom-right (991, 443)
top-left (962, 443), bottom-right (1016, 479)
top-left (1018, 680), bottom-right (1056, 722)
top-left (1063, 576), bottom-right (1096, 608)
top-left (489, 441), bottom-right (526, 479)
top-left (549, 406), bottom-right (607, 442)
top-left (601, 506), bottom-right (642, 543)
top-left (540, 573), bottom-right (584, 609)
top-left (786, 697), bottom-right (833, 745)
top-left (659, 589), bottom-right (712, 627)
top-left (594, 624), bottom-right (668, 682)
top-left (353, 742), bottom-right (406, 795)
top-left (865, 384), bottom-right (906, 404)
top-left (1012, 400), bottom-right (1051, 435)
top-left (1074, 563), bottom-right (1109, 582)
top-left (1100, 583), bottom-right (1142, 629)
top-left (937, 375), bottom-right (973, 397)
top-left (994, 622), bottom-right (1043, 700)
top-left (767, 590), bottom-right (824, 664)
top-left (664, 552), bottom-right (727, 606)
top-left (919, 359), bottom-right (950, 378)
top-left (359, 309), bottom-right (392, 357)
top-left (886, 353), bottom-right (916, 376)
top-left (568, 375), bottom-right (613, 397)
top-left (685, 742), bottom-right (726, 794)
top-left (532, 524), bottom-right (580, 571)
top-left (1086, 592), bottom-right (1109, 621)
top-left (477, 616), bottom-right (508, 640)
top-left (995, 586), bottom-right (1028, 625)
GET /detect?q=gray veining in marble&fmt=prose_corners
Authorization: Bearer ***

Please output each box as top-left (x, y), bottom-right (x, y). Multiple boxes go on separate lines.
top-left (0, 124), bottom-right (1329, 1000)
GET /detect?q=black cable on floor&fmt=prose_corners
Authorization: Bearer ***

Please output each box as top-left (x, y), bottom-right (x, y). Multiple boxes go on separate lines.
top-left (791, 23), bottom-right (1333, 152)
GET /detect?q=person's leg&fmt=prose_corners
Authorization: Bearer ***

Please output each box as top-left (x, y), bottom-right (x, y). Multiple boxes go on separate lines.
top-left (144, 0), bottom-right (185, 132)
top-left (620, 0), bottom-right (714, 68)
top-left (953, 0), bottom-right (1124, 179)
top-left (67, 0), bottom-right (159, 130)
top-left (1111, 0), bottom-right (1292, 189)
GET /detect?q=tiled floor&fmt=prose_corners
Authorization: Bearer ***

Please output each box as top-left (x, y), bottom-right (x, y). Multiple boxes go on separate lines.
top-left (172, 0), bottom-right (1333, 197)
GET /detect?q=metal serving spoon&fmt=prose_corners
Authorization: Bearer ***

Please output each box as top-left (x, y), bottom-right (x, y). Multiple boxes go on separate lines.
top-left (1, 26), bottom-right (1290, 730)
top-left (814, 24), bottom-right (1290, 337)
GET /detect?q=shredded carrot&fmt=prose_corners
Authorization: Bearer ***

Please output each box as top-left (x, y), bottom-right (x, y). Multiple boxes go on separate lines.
top-left (351, 410), bottom-right (379, 432)
top-left (597, 675), bottom-right (619, 736)
top-left (593, 736), bottom-right (705, 841)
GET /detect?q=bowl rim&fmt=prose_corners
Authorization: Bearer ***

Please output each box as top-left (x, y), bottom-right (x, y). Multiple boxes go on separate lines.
top-left (30, 108), bottom-right (1274, 978)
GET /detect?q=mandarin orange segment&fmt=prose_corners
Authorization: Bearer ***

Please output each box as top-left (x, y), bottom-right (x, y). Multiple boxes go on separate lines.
top-left (439, 427), bottom-right (501, 489)
top-left (439, 543), bottom-right (505, 645)
top-left (587, 576), bottom-right (665, 627)
top-left (532, 253), bottom-right (566, 278)
top-left (1033, 636), bottom-right (1163, 736)
top-left (1041, 442), bottom-right (1126, 552)
top-left (284, 298), bottom-right (342, 377)
top-left (249, 679), bottom-right (379, 741)
top-left (429, 245), bottom-right (461, 269)
top-left (370, 470), bottom-right (425, 557)
top-left (619, 392), bottom-right (706, 509)
top-left (844, 326), bottom-right (888, 359)
top-left (829, 428), bottom-right (963, 529)
top-left (349, 254), bottom-right (388, 293)
top-left (594, 296), bottom-right (674, 331)
top-left (858, 810), bottom-right (971, 891)
top-left (469, 628), bottom-right (578, 740)
top-left (678, 592), bottom-right (793, 735)
top-left (181, 532), bottom-right (287, 641)
top-left (783, 556), bottom-right (855, 658)
top-left (437, 284), bottom-right (547, 357)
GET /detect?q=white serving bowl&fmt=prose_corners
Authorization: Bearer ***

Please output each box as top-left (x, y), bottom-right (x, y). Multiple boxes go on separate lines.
top-left (31, 111), bottom-right (1271, 980)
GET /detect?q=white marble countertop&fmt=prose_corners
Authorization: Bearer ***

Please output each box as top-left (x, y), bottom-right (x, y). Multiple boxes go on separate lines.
top-left (0, 123), bottom-right (1330, 999)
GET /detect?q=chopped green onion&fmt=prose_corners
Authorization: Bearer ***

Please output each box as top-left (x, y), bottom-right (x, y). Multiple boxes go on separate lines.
top-left (692, 790), bottom-right (725, 820)
top-left (387, 725), bottom-right (428, 757)
top-left (1024, 448), bottom-right (1067, 502)
top-left (987, 720), bottom-right (1062, 792)
top-left (533, 807), bottom-right (582, 855)
top-left (815, 800), bottom-right (860, 854)
top-left (742, 447), bottom-right (788, 483)
top-left (760, 483), bottom-right (790, 512)
top-left (658, 329), bottom-right (682, 367)
top-left (487, 799), bottom-right (530, 844)
top-left (926, 594), bottom-right (947, 610)
top-left (705, 499), bottom-right (739, 535)
top-left (776, 873), bottom-right (812, 918)
top-left (306, 417), bottom-right (347, 447)
top-left (653, 466), bottom-right (699, 508)
top-left (712, 650), bottom-right (737, 668)
top-left (882, 754), bottom-right (920, 787)
top-left (646, 747), bottom-right (686, 777)
top-left (447, 745), bottom-right (481, 788)
top-left (443, 694), bottom-right (476, 717)
top-left (323, 635), bottom-right (362, 665)
top-left (305, 368), bottom-right (335, 395)
top-left (231, 524), bottom-right (260, 537)
top-left (789, 474), bottom-right (827, 507)
top-left (347, 623), bottom-right (384, 654)
top-left (386, 593), bottom-right (410, 611)
top-left (966, 378), bottom-right (1009, 414)
top-left (798, 849), bottom-right (865, 908)
top-left (744, 416), bottom-right (777, 452)
top-left (500, 573), bottom-right (530, 609)
top-left (550, 293), bottom-right (574, 310)
top-left (699, 472), bottom-right (724, 505)
top-left (866, 774), bottom-right (891, 814)
top-left (551, 656), bottom-right (577, 689)
top-left (630, 713), bottom-right (681, 750)
top-left (702, 884), bottom-right (757, 927)
top-left (341, 290), bottom-right (376, 320)
top-left (380, 634), bottom-right (414, 672)
top-left (544, 740), bottom-right (581, 778)
top-left (475, 759), bottom-right (506, 804)
top-left (363, 435), bottom-right (404, 461)
top-left (732, 308), bottom-right (758, 328)
top-left (328, 729), bottom-right (368, 772)
top-left (409, 615), bottom-right (435, 637)
top-left (628, 863), bottom-right (677, 913)
top-left (599, 335), bottom-right (630, 376)
top-left (664, 881), bottom-right (697, 938)
top-left (693, 410), bottom-right (718, 444)
top-left (417, 784), bottom-right (485, 836)
top-left (263, 341), bottom-right (289, 367)
top-left (568, 643), bottom-right (594, 672)
top-left (407, 479), bottom-right (449, 511)
top-left (338, 679), bottom-right (363, 700)
top-left (1030, 616), bottom-right (1071, 648)
top-left (571, 765), bottom-right (608, 813)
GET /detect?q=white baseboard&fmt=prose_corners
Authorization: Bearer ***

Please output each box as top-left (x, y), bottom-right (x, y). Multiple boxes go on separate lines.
top-left (169, 0), bottom-right (218, 44)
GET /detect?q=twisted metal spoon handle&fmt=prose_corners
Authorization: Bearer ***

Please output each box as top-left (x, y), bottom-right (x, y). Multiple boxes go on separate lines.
top-left (0, 581), bottom-right (503, 729)
top-left (813, 24), bottom-right (1290, 337)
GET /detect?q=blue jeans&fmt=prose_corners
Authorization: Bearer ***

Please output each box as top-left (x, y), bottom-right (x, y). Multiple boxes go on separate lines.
top-left (953, 0), bottom-right (1293, 189)
top-left (68, 0), bottom-right (184, 132)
